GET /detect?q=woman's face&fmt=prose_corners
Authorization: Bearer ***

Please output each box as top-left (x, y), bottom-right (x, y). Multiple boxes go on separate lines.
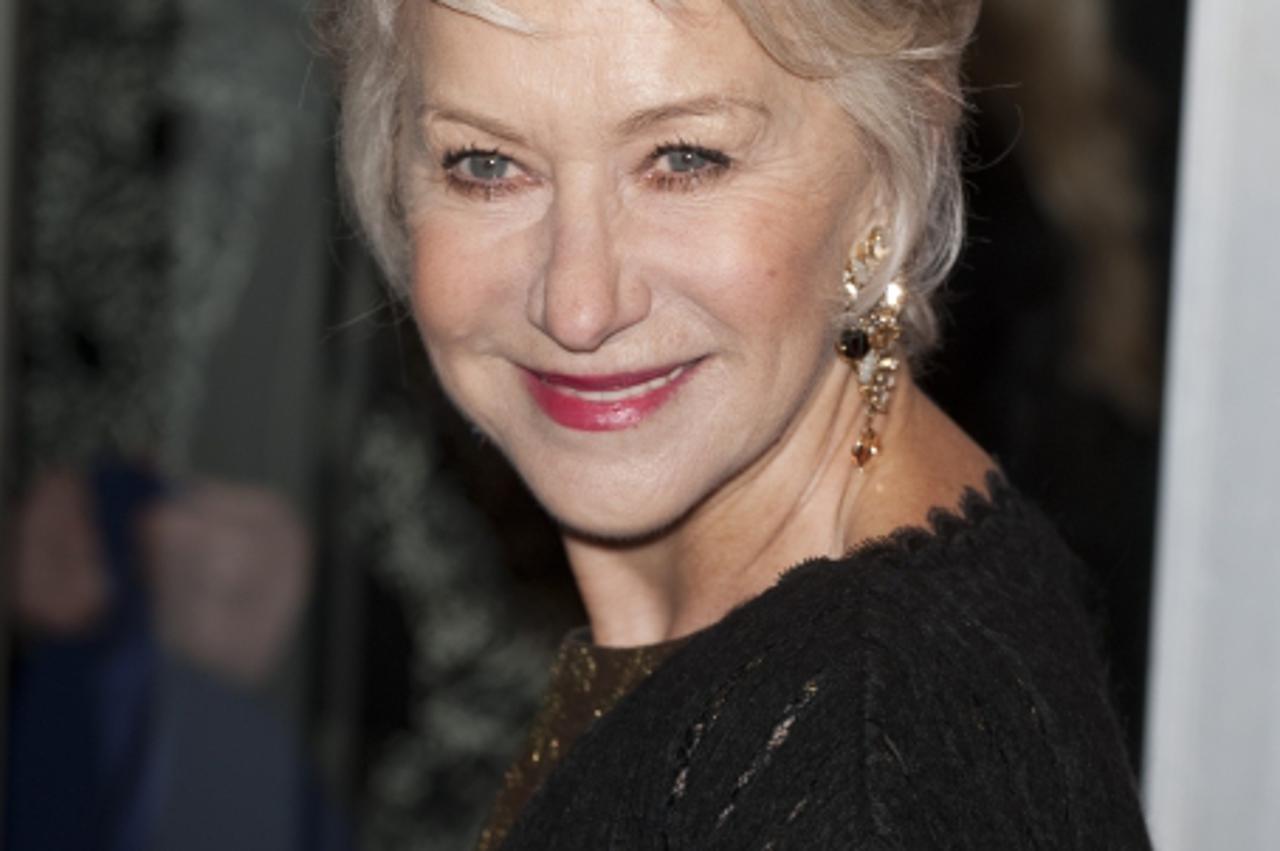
top-left (407, 0), bottom-right (875, 539)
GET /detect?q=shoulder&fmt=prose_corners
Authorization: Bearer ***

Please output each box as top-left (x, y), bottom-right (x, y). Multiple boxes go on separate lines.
top-left (771, 473), bottom-right (1115, 758)
top-left (768, 469), bottom-right (1092, 669)
top-left (707, 482), bottom-right (1147, 845)
top-left (710, 478), bottom-right (1149, 846)
top-left (808, 474), bottom-right (1091, 652)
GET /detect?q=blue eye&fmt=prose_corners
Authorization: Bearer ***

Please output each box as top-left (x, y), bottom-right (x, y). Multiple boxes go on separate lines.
top-left (462, 152), bottom-right (511, 180)
top-left (650, 144), bottom-right (731, 184)
top-left (665, 149), bottom-right (712, 173)
top-left (442, 147), bottom-right (514, 182)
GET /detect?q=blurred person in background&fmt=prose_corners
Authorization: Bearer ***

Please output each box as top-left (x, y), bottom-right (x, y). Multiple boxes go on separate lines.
top-left (5, 463), bottom-right (350, 850)
top-left (11, 468), bottom-right (309, 684)
top-left (3, 0), bottom-right (357, 846)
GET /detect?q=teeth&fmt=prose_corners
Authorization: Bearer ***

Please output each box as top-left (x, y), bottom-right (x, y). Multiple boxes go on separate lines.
top-left (555, 365), bottom-right (687, 402)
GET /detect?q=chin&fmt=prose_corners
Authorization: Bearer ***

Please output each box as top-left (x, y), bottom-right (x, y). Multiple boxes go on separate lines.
top-left (517, 460), bottom-right (707, 546)
top-left (552, 503), bottom-right (689, 548)
top-left (536, 486), bottom-right (689, 545)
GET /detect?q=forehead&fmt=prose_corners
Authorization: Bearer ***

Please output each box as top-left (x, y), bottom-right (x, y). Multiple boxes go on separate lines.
top-left (415, 0), bottom-right (800, 124)
top-left (430, 0), bottom-right (719, 36)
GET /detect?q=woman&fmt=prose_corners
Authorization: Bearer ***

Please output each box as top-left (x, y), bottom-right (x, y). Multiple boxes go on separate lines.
top-left (320, 0), bottom-right (1152, 846)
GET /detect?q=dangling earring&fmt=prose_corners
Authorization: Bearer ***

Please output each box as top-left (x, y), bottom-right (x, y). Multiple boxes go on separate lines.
top-left (835, 228), bottom-right (907, 468)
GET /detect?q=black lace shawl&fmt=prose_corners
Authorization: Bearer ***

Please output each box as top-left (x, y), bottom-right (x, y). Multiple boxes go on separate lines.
top-left (499, 474), bottom-right (1152, 849)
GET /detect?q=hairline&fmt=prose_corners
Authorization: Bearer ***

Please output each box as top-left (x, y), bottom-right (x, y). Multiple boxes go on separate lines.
top-left (430, 0), bottom-right (539, 34)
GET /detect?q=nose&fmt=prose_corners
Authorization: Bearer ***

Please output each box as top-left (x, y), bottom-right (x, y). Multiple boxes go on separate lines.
top-left (528, 179), bottom-right (650, 353)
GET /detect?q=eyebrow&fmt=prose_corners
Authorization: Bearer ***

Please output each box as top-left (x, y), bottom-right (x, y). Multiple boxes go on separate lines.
top-left (419, 102), bottom-right (531, 146)
top-left (615, 94), bottom-right (772, 136)
top-left (420, 94), bottom-right (771, 146)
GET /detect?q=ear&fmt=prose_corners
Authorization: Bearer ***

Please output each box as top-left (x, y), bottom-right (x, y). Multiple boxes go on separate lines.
top-left (839, 165), bottom-right (895, 260)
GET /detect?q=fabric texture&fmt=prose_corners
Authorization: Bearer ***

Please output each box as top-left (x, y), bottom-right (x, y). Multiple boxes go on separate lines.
top-left (477, 630), bottom-right (687, 850)
top-left (498, 473), bottom-right (1151, 849)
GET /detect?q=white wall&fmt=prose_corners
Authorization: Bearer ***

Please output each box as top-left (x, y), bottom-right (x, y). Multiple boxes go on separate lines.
top-left (1143, 0), bottom-right (1280, 847)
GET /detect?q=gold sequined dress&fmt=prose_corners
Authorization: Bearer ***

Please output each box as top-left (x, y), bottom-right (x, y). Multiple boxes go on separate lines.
top-left (476, 628), bottom-right (688, 851)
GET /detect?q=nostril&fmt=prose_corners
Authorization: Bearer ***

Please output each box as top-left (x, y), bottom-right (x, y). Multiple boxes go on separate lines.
top-left (540, 287), bottom-right (621, 353)
top-left (535, 246), bottom-right (624, 352)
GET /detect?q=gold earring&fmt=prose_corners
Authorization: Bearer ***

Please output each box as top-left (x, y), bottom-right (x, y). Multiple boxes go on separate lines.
top-left (835, 228), bottom-right (907, 468)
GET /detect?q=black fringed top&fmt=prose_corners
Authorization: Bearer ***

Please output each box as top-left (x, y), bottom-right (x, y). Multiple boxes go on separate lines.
top-left (495, 474), bottom-right (1151, 849)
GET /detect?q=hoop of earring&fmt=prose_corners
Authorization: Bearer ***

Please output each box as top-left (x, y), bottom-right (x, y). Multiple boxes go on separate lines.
top-left (835, 227), bottom-right (907, 468)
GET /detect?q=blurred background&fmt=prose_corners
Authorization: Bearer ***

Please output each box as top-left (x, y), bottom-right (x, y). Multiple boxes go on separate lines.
top-left (0, 0), bottom-right (1188, 848)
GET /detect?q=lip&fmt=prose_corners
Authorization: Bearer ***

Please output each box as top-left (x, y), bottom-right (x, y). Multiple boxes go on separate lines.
top-left (522, 359), bottom-right (703, 432)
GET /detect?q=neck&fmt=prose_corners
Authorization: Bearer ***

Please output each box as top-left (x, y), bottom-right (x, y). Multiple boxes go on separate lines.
top-left (563, 359), bottom-right (922, 647)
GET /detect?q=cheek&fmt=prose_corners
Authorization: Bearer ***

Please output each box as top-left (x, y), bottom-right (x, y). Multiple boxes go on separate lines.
top-left (744, 223), bottom-right (838, 336)
top-left (641, 200), bottom-right (841, 352)
top-left (408, 216), bottom-right (536, 438)
top-left (407, 215), bottom-right (526, 354)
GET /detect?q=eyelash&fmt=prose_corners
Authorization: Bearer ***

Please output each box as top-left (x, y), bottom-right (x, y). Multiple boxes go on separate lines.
top-left (646, 140), bottom-right (732, 192)
top-left (440, 145), bottom-right (524, 200)
top-left (438, 140), bottom-right (733, 199)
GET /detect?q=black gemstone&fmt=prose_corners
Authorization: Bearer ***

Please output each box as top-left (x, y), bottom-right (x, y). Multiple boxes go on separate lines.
top-left (838, 328), bottom-right (869, 361)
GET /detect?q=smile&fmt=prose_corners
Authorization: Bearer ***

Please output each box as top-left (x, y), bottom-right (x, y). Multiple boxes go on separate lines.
top-left (522, 360), bottom-right (702, 432)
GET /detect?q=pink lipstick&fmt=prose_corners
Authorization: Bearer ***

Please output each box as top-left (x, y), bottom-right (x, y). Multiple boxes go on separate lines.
top-left (522, 360), bottom-right (700, 432)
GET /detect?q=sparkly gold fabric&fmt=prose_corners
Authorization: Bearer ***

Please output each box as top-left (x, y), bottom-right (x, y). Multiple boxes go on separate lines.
top-left (476, 628), bottom-right (688, 851)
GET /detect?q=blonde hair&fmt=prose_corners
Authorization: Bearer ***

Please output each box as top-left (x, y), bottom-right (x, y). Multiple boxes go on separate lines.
top-left (316, 0), bottom-right (980, 353)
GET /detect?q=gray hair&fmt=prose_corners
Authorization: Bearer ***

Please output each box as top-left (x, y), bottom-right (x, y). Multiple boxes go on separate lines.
top-left (315, 0), bottom-right (981, 353)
